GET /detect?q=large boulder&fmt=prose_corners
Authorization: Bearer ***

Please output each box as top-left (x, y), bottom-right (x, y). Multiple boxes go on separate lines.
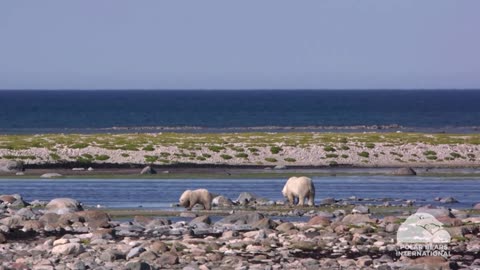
top-left (46, 198), bottom-right (83, 215)
top-left (474, 203), bottom-right (480, 210)
top-left (392, 167), bottom-right (416, 176)
top-left (0, 160), bottom-right (24, 172)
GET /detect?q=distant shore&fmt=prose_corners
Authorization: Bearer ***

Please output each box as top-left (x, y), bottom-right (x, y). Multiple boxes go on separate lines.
top-left (0, 132), bottom-right (479, 177)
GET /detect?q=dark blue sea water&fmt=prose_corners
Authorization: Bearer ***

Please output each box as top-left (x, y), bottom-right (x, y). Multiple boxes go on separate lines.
top-left (1, 90), bottom-right (479, 133)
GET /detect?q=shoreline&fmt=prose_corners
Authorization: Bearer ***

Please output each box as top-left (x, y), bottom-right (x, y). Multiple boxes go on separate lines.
top-left (3, 166), bottom-right (480, 179)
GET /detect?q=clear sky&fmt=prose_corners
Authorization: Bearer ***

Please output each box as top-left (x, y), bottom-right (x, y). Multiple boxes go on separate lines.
top-left (1, 1), bottom-right (479, 90)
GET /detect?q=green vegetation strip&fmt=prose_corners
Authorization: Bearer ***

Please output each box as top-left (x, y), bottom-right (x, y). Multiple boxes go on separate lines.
top-left (1, 132), bottom-right (479, 151)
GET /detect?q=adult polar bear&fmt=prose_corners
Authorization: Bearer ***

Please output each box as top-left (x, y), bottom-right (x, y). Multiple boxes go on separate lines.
top-left (282, 176), bottom-right (315, 206)
top-left (179, 189), bottom-right (213, 210)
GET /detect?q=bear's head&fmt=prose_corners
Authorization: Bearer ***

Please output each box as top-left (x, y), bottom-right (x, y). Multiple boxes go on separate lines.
top-left (179, 189), bottom-right (192, 207)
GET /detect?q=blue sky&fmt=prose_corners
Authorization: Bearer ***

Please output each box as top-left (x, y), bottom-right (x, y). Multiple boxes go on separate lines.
top-left (1, 1), bottom-right (479, 89)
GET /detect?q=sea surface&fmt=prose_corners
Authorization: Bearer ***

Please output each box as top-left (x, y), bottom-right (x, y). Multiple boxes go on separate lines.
top-left (0, 176), bottom-right (479, 210)
top-left (1, 90), bottom-right (480, 134)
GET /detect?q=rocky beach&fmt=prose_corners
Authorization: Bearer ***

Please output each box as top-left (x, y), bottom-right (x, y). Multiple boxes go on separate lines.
top-left (1, 191), bottom-right (480, 269)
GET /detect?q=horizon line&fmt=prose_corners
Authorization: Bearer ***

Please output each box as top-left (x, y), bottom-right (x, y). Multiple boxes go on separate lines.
top-left (1, 88), bottom-right (480, 91)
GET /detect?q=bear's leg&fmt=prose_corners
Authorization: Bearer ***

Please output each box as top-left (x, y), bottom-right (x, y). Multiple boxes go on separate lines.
top-left (287, 193), bottom-right (295, 206)
top-left (308, 194), bottom-right (315, 206)
top-left (204, 200), bottom-right (212, 210)
top-left (187, 201), bottom-right (195, 210)
top-left (298, 195), bottom-right (305, 206)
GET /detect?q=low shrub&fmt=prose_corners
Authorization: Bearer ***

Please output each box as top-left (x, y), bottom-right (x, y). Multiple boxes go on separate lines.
top-left (358, 151), bottom-right (369, 158)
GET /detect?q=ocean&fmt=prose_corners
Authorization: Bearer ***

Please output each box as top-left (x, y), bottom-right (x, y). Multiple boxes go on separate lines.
top-left (1, 90), bottom-right (479, 133)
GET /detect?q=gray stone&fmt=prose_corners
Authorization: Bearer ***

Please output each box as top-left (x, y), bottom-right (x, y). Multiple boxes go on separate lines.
top-left (40, 173), bottom-right (63, 178)
top-left (320, 197), bottom-right (336, 204)
top-left (189, 215), bottom-right (211, 226)
top-left (140, 166), bottom-right (156, 175)
top-left (352, 205), bottom-right (370, 214)
top-left (100, 249), bottom-right (124, 262)
top-left (212, 195), bottom-right (234, 207)
top-left (440, 196), bottom-right (458, 203)
top-left (126, 262), bottom-right (152, 270)
top-left (274, 165), bottom-right (287, 170)
top-left (236, 192), bottom-right (262, 203)
top-left (416, 205), bottom-right (452, 218)
top-left (0, 160), bottom-right (24, 172)
top-left (51, 243), bottom-right (85, 256)
top-left (392, 167), bottom-right (416, 176)
top-left (215, 212), bottom-right (265, 226)
top-left (126, 246), bottom-right (145, 260)
top-left (46, 198), bottom-right (83, 214)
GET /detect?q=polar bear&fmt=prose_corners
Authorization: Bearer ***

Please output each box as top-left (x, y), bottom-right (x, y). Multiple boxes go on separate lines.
top-left (282, 176), bottom-right (315, 206)
top-left (179, 189), bottom-right (213, 210)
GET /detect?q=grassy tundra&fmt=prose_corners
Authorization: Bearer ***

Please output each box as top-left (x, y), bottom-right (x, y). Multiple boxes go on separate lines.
top-left (0, 132), bottom-right (479, 167)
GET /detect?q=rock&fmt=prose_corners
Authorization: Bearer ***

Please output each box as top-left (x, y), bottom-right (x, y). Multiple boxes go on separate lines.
top-left (40, 173), bottom-right (63, 178)
top-left (46, 198), bottom-right (83, 214)
top-left (440, 196), bottom-right (459, 203)
top-left (150, 241), bottom-right (168, 254)
top-left (342, 214), bottom-right (376, 225)
top-left (77, 210), bottom-right (110, 229)
top-left (276, 222), bottom-right (295, 232)
top-left (100, 250), bottom-right (124, 262)
top-left (236, 192), bottom-right (262, 203)
top-left (140, 166), bottom-right (156, 175)
top-left (22, 220), bottom-right (44, 231)
top-left (416, 205), bottom-right (452, 218)
top-left (158, 252), bottom-right (179, 265)
top-left (356, 255), bottom-right (373, 267)
top-left (274, 165), bottom-right (287, 170)
top-left (0, 232), bottom-right (6, 243)
top-left (307, 216), bottom-right (331, 226)
top-left (72, 168), bottom-right (85, 171)
top-left (352, 205), bottom-right (370, 214)
top-left (392, 167), bottom-right (416, 176)
top-left (252, 218), bottom-right (275, 229)
top-left (87, 167), bottom-right (94, 171)
top-left (16, 207), bottom-right (35, 219)
top-left (212, 195), bottom-right (234, 207)
top-left (16, 172), bottom-right (25, 176)
top-left (189, 215), bottom-right (212, 226)
top-left (125, 262), bottom-right (152, 270)
top-left (320, 197), bottom-right (336, 204)
top-left (215, 212), bottom-right (265, 226)
top-left (0, 194), bottom-right (17, 204)
top-left (0, 160), bottom-right (24, 172)
top-left (126, 247), bottom-right (145, 260)
top-left (474, 203), bottom-right (480, 210)
top-left (51, 243), bottom-right (85, 256)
